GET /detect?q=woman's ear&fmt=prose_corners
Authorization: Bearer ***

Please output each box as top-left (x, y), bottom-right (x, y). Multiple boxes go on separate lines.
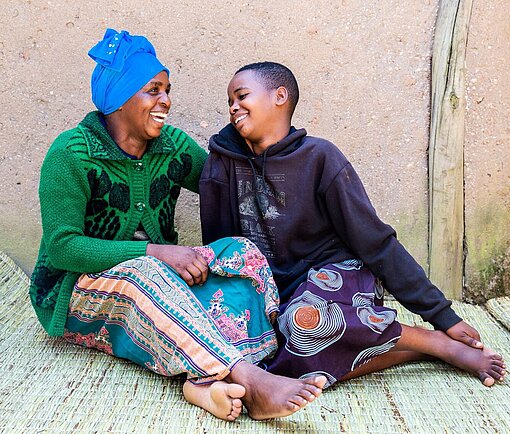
top-left (275, 86), bottom-right (289, 107)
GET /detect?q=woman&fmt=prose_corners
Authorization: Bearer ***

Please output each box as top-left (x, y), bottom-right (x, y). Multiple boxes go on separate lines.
top-left (29, 29), bottom-right (326, 421)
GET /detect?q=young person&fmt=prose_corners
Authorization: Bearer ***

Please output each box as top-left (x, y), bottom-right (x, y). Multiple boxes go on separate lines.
top-left (200, 61), bottom-right (506, 388)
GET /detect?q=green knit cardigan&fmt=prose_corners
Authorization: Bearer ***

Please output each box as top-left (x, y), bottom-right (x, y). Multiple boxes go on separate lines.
top-left (30, 111), bottom-right (207, 336)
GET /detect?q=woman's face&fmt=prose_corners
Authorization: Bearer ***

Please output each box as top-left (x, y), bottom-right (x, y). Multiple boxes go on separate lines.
top-left (120, 70), bottom-right (171, 141)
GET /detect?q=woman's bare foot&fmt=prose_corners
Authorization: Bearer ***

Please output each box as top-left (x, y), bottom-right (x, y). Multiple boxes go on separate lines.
top-left (183, 380), bottom-right (246, 421)
top-left (228, 361), bottom-right (327, 420)
top-left (445, 343), bottom-right (506, 386)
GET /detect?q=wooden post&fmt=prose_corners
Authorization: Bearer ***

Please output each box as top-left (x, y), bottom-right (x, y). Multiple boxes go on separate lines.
top-left (428, 0), bottom-right (473, 299)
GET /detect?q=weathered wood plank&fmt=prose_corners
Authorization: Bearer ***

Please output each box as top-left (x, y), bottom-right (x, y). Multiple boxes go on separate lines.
top-left (428, 0), bottom-right (473, 299)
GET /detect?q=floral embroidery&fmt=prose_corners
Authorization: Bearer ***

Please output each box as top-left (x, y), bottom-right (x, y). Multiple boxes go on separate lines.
top-left (205, 288), bottom-right (251, 344)
top-left (193, 237), bottom-right (280, 321)
top-left (215, 310), bottom-right (250, 343)
top-left (214, 251), bottom-right (244, 271)
top-left (207, 289), bottom-right (228, 318)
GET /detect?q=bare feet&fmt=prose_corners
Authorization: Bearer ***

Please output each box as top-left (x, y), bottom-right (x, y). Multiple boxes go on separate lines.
top-left (183, 380), bottom-right (246, 421)
top-left (228, 361), bottom-right (327, 420)
top-left (397, 325), bottom-right (506, 387)
top-left (445, 343), bottom-right (506, 387)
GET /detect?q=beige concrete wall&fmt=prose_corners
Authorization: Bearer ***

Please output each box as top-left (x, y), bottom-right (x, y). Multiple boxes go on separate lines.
top-left (464, 0), bottom-right (510, 302)
top-left (0, 0), bottom-right (437, 274)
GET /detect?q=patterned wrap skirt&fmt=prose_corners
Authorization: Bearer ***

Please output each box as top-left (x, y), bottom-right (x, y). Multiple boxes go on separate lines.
top-left (266, 260), bottom-right (402, 387)
top-left (64, 237), bottom-right (279, 384)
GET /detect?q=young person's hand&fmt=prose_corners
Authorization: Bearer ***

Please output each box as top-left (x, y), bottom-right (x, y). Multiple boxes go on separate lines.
top-left (446, 320), bottom-right (483, 349)
top-left (146, 244), bottom-right (209, 286)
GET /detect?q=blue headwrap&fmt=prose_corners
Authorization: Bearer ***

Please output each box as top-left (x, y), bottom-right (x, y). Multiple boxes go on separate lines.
top-left (88, 29), bottom-right (169, 115)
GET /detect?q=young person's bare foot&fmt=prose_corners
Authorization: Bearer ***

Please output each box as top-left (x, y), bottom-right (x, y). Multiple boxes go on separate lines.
top-left (183, 380), bottom-right (246, 421)
top-left (398, 325), bottom-right (506, 387)
top-left (228, 361), bottom-right (327, 420)
top-left (445, 343), bottom-right (506, 387)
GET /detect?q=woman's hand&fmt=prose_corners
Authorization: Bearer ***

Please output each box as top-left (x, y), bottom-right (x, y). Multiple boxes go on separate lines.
top-left (146, 244), bottom-right (209, 286)
top-left (446, 320), bottom-right (483, 349)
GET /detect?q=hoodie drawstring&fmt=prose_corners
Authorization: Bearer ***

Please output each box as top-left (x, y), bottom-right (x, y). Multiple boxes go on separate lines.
top-left (261, 150), bottom-right (268, 185)
top-left (247, 151), bottom-right (270, 217)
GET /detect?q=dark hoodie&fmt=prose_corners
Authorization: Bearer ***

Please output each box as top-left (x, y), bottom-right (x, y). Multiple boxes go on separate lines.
top-left (200, 123), bottom-right (462, 331)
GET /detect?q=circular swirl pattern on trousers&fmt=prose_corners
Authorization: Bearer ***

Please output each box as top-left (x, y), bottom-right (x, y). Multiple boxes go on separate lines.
top-left (294, 306), bottom-right (321, 329)
top-left (308, 268), bottom-right (343, 291)
top-left (278, 290), bottom-right (346, 357)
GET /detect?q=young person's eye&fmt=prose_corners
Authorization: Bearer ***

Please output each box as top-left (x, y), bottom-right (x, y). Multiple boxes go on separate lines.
top-left (239, 93), bottom-right (248, 100)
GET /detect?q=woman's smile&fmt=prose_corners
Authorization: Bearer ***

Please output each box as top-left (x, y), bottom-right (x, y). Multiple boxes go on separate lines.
top-left (150, 111), bottom-right (168, 124)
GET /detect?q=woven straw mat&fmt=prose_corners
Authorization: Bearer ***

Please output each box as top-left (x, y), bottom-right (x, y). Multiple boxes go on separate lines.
top-left (486, 297), bottom-right (510, 332)
top-left (0, 251), bottom-right (509, 433)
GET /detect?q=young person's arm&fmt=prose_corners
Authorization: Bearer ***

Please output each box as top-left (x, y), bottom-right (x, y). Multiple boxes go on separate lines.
top-left (322, 158), bottom-right (483, 347)
top-left (322, 160), bottom-right (462, 330)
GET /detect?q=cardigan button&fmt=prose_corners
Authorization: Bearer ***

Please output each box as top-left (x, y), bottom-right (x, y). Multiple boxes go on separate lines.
top-left (134, 161), bottom-right (143, 171)
top-left (135, 202), bottom-right (145, 212)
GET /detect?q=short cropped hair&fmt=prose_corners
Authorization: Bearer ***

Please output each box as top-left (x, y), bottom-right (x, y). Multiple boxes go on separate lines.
top-left (235, 61), bottom-right (299, 116)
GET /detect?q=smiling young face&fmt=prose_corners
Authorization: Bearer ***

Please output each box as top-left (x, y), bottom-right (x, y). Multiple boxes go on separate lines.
top-left (227, 70), bottom-right (290, 154)
top-left (120, 70), bottom-right (171, 142)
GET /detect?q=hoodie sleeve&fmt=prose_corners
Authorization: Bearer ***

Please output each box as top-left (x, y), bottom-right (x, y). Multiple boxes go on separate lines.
top-left (199, 152), bottom-right (242, 244)
top-left (322, 160), bottom-right (462, 331)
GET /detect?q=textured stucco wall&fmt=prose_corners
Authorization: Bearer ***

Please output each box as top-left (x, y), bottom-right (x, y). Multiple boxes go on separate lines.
top-left (464, 0), bottom-right (510, 302)
top-left (0, 0), bottom-right (437, 274)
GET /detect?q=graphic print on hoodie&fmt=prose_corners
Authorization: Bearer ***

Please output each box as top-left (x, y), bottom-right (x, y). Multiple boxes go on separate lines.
top-left (237, 166), bottom-right (285, 258)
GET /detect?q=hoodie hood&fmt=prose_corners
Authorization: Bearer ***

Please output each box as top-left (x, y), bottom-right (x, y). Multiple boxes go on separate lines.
top-left (208, 124), bottom-right (309, 218)
top-left (209, 123), bottom-right (308, 161)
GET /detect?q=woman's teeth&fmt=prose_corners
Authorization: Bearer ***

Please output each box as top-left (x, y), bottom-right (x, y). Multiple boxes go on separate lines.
top-left (150, 112), bottom-right (168, 123)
